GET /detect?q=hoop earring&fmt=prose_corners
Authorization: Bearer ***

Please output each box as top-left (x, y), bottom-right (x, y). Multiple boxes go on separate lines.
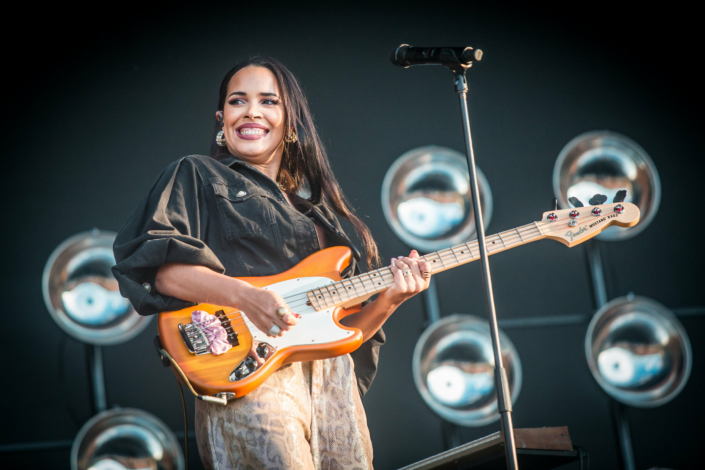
top-left (216, 130), bottom-right (227, 147)
top-left (284, 129), bottom-right (298, 143)
top-left (216, 111), bottom-right (227, 147)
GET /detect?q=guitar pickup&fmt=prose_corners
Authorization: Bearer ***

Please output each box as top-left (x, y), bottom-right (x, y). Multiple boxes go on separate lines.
top-left (215, 310), bottom-right (239, 346)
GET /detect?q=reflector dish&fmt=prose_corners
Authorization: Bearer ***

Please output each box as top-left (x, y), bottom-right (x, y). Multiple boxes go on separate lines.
top-left (381, 146), bottom-right (492, 252)
top-left (585, 295), bottom-right (691, 407)
top-left (43, 230), bottom-right (151, 345)
top-left (71, 408), bottom-right (184, 470)
top-left (413, 315), bottom-right (521, 426)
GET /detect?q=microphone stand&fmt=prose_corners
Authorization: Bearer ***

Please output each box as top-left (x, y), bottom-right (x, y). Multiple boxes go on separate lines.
top-left (447, 61), bottom-right (519, 470)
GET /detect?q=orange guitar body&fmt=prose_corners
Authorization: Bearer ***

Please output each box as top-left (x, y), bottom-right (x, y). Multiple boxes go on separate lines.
top-left (157, 246), bottom-right (365, 399)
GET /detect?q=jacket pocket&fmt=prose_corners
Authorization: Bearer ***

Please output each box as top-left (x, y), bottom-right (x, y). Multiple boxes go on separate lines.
top-left (211, 180), bottom-right (276, 238)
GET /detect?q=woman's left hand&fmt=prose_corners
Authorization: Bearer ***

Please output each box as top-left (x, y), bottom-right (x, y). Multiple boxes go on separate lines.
top-left (377, 250), bottom-right (432, 307)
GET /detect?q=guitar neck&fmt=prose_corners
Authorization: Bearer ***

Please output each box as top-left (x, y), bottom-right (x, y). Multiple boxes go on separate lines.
top-left (307, 222), bottom-right (545, 310)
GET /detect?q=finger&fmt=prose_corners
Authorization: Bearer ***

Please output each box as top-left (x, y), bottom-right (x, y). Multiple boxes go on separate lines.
top-left (282, 311), bottom-right (300, 325)
top-left (394, 258), bottom-right (415, 291)
top-left (273, 305), bottom-right (297, 331)
top-left (409, 249), bottom-right (420, 259)
top-left (390, 258), bottom-right (408, 290)
top-left (401, 256), bottom-right (421, 275)
top-left (418, 260), bottom-right (432, 286)
top-left (401, 256), bottom-right (425, 291)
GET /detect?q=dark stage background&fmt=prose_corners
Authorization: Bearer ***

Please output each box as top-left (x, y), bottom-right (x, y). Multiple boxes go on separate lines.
top-left (2, 2), bottom-right (703, 469)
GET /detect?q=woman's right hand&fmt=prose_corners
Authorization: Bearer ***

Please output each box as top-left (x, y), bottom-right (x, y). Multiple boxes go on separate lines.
top-left (235, 284), bottom-right (299, 337)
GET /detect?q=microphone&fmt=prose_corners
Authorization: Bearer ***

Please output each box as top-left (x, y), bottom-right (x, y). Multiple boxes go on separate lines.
top-left (390, 45), bottom-right (483, 68)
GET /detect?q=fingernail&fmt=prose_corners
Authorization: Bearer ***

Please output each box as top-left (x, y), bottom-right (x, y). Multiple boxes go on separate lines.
top-left (397, 256), bottom-right (404, 259)
top-left (294, 313), bottom-right (301, 319)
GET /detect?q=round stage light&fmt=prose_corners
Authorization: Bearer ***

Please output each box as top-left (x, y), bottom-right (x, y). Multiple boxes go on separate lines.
top-left (585, 295), bottom-right (691, 407)
top-left (553, 131), bottom-right (660, 241)
top-left (71, 408), bottom-right (184, 470)
top-left (43, 230), bottom-right (152, 345)
top-left (381, 146), bottom-right (492, 252)
top-left (413, 315), bottom-right (522, 426)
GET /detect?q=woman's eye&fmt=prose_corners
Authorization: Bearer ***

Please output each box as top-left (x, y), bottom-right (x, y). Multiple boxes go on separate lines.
top-left (263, 99), bottom-right (280, 105)
top-left (228, 98), bottom-right (245, 105)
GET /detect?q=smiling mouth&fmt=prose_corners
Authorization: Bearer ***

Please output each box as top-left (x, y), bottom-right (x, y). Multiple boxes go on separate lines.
top-left (238, 128), bottom-right (268, 136)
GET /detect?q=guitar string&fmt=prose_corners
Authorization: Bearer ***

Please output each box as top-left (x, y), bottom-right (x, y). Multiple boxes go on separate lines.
top-left (187, 210), bottom-right (615, 328)
top-left (191, 213), bottom-right (606, 327)
top-left (191, 223), bottom-right (545, 326)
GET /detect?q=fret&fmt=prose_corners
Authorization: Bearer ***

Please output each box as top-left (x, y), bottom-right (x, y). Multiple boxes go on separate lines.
top-left (483, 236), bottom-right (498, 253)
top-left (366, 271), bottom-right (384, 291)
top-left (436, 251), bottom-right (448, 269)
top-left (327, 282), bottom-right (348, 303)
top-left (497, 231), bottom-right (512, 249)
top-left (458, 243), bottom-right (475, 262)
top-left (516, 228), bottom-right (525, 243)
top-left (449, 246), bottom-right (461, 266)
top-left (340, 278), bottom-right (361, 299)
top-left (307, 292), bottom-right (321, 310)
top-left (349, 275), bottom-right (371, 295)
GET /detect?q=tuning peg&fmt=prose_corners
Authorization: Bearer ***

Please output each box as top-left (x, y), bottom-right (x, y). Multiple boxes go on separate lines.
top-left (551, 198), bottom-right (558, 211)
top-left (568, 197), bottom-right (584, 208)
top-left (613, 190), bottom-right (627, 203)
top-left (588, 194), bottom-right (608, 206)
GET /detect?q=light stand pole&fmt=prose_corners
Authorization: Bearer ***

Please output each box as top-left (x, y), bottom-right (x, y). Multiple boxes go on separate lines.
top-left (450, 64), bottom-right (519, 470)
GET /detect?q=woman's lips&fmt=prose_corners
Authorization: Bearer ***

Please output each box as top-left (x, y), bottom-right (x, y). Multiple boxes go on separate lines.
top-left (236, 124), bottom-right (270, 141)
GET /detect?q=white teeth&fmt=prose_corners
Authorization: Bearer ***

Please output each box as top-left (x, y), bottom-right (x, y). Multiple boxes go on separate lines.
top-left (240, 128), bottom-right (267, 135)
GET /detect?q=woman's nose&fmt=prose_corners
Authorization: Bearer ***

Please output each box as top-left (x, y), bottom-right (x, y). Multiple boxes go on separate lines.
top-left (244, 103), bottom-right (263, 120)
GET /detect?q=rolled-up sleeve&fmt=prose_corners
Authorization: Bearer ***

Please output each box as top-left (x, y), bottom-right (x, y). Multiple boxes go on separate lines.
top-left (112, 156), bottom-right (225, 316)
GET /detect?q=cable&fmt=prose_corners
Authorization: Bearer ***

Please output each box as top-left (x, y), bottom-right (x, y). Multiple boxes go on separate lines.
top-left (175, 376), bottom-right (189, 470)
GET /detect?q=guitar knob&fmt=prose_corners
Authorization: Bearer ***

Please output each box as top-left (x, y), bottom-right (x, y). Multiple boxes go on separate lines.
top-left (614, 204), bottom-right (624, 213)
top-left (591, 207), bottom-right (602, 216)
top-left (245, 356), bottom-right (257, 371)
top-left (547, 213), bottom-right (558, 222)
top-left (569, 210), bottom-right (580, 226)
top-left (256, 343), bottom-right (269, 358)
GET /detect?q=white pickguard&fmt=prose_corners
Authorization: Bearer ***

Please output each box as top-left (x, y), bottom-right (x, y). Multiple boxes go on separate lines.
top-left (244, 276), bottom-right (354, 349)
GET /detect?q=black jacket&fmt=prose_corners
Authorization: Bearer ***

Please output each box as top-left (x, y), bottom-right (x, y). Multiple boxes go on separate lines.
top-left (112, 153), bottom-right (384, 396)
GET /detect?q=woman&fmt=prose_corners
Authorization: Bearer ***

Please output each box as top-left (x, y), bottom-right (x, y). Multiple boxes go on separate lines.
top-left (113, 57), bottom-right (431, 469)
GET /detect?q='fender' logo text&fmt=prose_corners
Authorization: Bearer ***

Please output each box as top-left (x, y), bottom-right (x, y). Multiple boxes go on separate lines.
top-left (565, 226), bottom-right (587, 241)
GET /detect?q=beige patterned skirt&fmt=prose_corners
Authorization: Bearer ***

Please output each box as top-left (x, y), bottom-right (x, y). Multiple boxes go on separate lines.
top-left (195, 354), bottom-right (374, 470)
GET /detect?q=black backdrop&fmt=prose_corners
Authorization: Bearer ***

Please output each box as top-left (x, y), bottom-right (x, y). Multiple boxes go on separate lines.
top-left (2, 2), bottom-right (704, 469)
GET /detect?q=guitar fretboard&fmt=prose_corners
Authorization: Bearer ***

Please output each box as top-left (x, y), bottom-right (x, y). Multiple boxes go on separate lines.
top-left (306, 222), bottom-right (545, 311)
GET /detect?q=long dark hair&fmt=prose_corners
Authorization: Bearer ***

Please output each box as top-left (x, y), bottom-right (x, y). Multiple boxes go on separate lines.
top-left (210, 57), bottom-right (380, 268)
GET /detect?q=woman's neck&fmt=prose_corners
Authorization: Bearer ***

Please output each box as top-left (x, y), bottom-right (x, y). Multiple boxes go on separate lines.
top-left (227, 141), bottom-right (285, 182)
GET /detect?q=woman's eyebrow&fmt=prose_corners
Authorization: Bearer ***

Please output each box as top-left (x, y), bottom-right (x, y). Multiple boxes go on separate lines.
top-left (227, 91), bottom-right (280, 98)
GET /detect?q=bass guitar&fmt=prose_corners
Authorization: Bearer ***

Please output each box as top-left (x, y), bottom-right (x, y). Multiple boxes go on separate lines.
top-left (156, 199), bottom-right (640, 404)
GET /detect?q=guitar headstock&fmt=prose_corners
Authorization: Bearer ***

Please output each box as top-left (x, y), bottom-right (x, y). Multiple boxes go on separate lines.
top-left (540, 202), bottom-right (640, 247)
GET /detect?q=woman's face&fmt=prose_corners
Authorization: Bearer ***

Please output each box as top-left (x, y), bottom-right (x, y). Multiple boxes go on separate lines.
top-left (219, 66), bottom-right (286, 165)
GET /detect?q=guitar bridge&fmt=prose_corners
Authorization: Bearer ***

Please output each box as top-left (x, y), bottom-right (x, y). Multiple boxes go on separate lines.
top-left (178, 323), bottom-right (210, 355)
